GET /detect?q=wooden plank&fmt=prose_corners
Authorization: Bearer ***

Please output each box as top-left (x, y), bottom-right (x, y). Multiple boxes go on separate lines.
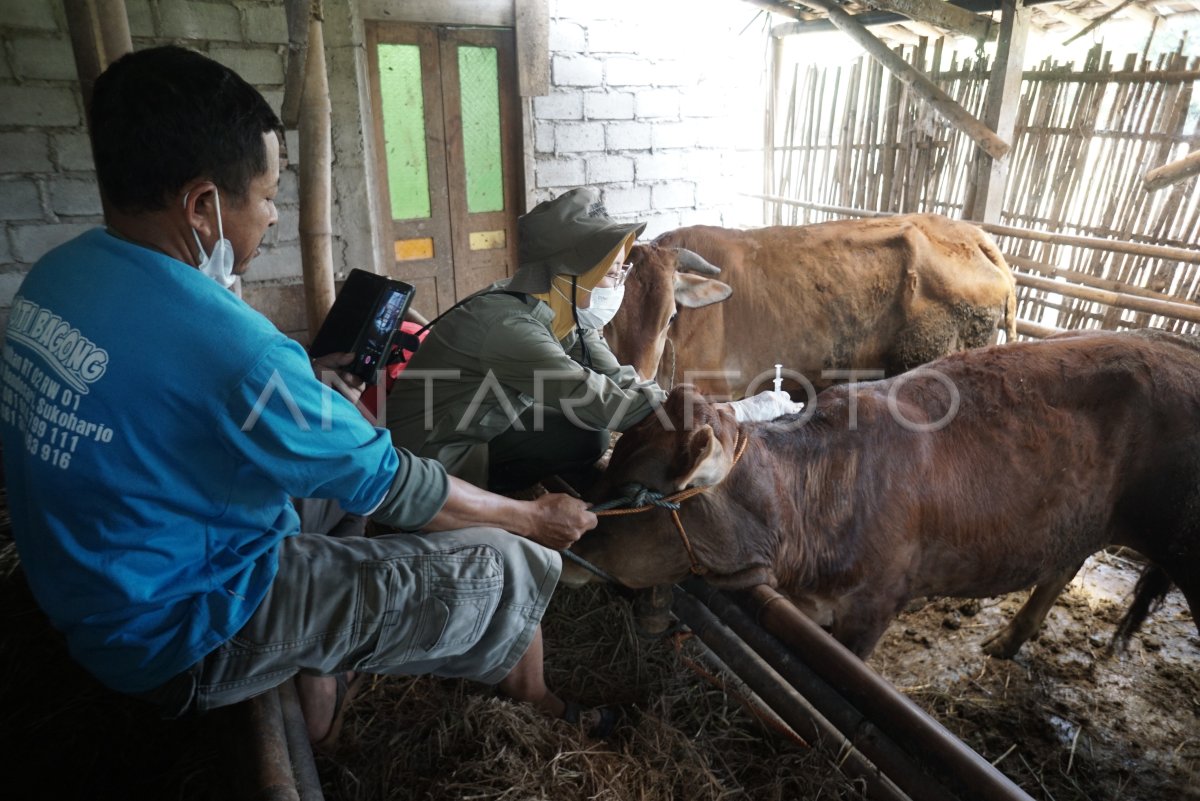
top-left (360, 0), bottom-right (513, 26)
top-left (1143, 148), bottom-right (1200, 192)
top-left (515, 0), bottom-right (549, 97)
top-left (861, 0), bottom-right (992, 40)
top-left (757, 0), bottom-right (1011, 159)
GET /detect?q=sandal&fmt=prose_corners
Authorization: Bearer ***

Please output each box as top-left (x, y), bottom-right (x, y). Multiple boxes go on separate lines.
top-left (311, 671), bottom-right (366, 751)
top-left (561, 699), bottom-right (623, 739)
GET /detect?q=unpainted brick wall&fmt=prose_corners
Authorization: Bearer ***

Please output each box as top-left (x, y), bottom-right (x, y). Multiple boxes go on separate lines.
top-left (0, 0), bottom-right (310, 337)
top-left (534, 0), bottom-right (768, 238)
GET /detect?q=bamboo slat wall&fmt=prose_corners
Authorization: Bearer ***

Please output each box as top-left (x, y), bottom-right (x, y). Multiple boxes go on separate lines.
top-left (766, 42), bottom-right (1200, 338)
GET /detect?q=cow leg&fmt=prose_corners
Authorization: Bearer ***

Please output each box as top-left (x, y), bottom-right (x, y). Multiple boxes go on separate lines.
top-left (632, 584), bottom-right (676, 637)
top-left (829, 608), bottom-right (895, 660)
top-left (981, 562), bottom-right (1082, 659)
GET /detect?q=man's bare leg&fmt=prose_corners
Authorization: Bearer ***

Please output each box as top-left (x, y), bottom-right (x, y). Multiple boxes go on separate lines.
top-left (297, 625), bottom-right (568, 742)
top-left (496, 625), bottom-right (566, 718)
top-left (295, 672), bottom-right (354, 743)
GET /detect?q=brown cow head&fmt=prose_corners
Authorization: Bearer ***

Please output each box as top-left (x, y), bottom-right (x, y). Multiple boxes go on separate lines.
top-left (564, 386), bottom-right (776, 590)
top-left (603, 244), bottom-right (732, 383)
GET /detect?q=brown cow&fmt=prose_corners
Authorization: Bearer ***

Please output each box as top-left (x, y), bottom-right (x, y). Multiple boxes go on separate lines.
top-left (563, 329), bottom-right (1200, 659)
top-left (607, 215), bottom-right (1017, 398)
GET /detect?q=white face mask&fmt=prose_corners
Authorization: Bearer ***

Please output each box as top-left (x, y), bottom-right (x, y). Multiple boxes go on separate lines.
top-left (185, 188), bottom-right (236, 288)
top-left (576, 284), bottom-right (625, 329)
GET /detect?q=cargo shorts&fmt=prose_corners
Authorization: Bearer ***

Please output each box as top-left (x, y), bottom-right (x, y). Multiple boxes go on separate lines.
top-left (147, 520), bottom-right (561, 716)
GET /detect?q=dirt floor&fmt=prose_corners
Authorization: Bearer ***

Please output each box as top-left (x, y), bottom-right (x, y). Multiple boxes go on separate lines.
top-left (868, 550), bottom-right (1200, 801)
top-left (2, 540), bottom-right (1196, 801)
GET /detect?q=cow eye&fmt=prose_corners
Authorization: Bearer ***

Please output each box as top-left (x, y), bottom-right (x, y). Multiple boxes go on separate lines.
top-left (668, 312), bottom-right (678, 326)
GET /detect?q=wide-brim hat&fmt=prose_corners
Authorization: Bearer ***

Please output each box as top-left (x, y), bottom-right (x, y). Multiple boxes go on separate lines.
top-left (507, 187), bottom-right (647, 294)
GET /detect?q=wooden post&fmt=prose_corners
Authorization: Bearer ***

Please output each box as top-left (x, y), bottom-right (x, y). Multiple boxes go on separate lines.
top-left (63, 0), bottom-right (133, 114)
top-left (965, 0), bottom-right (1029, 223)
top-left (299, 0), bottom-right (337, 339)
top-left (748, 0), bottom-right (1011, 160)
top-left (515, 0), bottom-right (549, 211)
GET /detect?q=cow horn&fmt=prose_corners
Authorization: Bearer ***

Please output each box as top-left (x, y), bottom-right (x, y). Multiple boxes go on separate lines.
top-left (674, 248), bottom-right (722, 275)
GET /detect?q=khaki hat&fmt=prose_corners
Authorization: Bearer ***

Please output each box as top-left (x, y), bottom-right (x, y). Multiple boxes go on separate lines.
top-left (507, 187), bottom-right (647, 294)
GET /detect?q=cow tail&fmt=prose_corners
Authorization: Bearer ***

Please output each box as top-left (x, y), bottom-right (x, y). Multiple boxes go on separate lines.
top-left (1110, 564), bottom-right (1173, 654)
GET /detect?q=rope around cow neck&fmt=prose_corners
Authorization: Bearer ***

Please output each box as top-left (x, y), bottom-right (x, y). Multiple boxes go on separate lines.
top-left (583, 430), bottom-right (750, 577)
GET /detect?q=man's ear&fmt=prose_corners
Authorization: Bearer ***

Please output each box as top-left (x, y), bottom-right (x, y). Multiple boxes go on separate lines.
top-left (674, 423), bottom-right (734, 490)
top-left (182, 180), bottom-right (219, 239)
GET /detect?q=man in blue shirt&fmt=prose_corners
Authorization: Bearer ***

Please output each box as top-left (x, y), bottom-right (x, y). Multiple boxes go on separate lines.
top-left (0, 46), bottom-right (603, 745)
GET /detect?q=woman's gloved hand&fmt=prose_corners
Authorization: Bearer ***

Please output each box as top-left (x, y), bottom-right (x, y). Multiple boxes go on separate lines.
top-left (726, 390), bottom-right (805, 423)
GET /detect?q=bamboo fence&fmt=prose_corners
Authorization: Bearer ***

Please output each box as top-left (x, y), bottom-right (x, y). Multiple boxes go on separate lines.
top-left (764, 41), bottom-right (1200, 338)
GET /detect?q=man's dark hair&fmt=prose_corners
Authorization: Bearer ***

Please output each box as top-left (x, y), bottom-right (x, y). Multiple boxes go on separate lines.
top-left (90, 46), bottom-right (284, 212)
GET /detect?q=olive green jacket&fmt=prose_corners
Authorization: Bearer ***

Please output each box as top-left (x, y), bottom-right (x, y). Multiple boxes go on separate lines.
top-left (385, 286), bottom-right (665, 484)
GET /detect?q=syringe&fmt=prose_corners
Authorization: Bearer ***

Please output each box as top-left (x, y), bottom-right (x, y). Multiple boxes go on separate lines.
top-left (773, 363), bottom-right (783, 394)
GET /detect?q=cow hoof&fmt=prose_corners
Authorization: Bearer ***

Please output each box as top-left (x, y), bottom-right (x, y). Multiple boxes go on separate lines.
top-left (634, 609), bottom-right (676, 638)
top-left (980, 634), bottom-right (1019, 660)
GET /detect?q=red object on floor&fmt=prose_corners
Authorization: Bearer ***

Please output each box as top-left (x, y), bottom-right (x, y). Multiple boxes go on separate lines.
top-left (360, 321), bottom-right (427, 420)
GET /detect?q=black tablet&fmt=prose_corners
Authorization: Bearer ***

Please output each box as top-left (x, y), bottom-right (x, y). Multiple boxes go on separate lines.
top-left (309, 269), bottom-right (415, 384)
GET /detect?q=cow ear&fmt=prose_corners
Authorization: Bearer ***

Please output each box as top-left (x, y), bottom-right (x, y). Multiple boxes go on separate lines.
top-left (674, 273), bottom-right (732, 309)
top-left (674, 424), bottom-right (734, 490)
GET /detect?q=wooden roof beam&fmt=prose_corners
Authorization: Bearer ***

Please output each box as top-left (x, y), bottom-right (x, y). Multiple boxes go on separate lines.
top-left (861, 0), bottom-right (993, 41)
top-left (1036, 4), bottom-right (1091, 37)
top-left (748, 0), bottom-right (1011, 159)
top-left (1144, 149), bottom-right (1200, 192)
top-left (1095, 0), bottom-right (1160, 26)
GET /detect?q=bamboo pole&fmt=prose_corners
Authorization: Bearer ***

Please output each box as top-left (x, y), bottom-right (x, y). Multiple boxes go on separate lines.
top-left (281, 0), bottom-right (311, 130)
top-left (1015, 318), bottom-right (1064, 338)
top-left (754, 0), bottom-right (1010, 159)
top-left (741, 195), bottom-right (1200, 264)
top-left (1006, 253), bottom-right (1198, 305)
top-left (1144, 149), bottom-right (1200, 192)
top-left (63, 0), bottom-right (132, 114)
top-left (299, 0), bottom-right (337, 339)
top-left (1013, 271), bottom-right (1200, 324)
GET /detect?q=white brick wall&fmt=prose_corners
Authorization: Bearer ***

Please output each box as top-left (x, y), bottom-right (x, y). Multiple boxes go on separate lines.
top-left (555, 122), bottom-right (605, 152)
top-left (535, 0), bottom-right (768, 236)
top-left (0, 0), bottom-right (768, 333)
top-left (0, 0), bottom-right (320, 335)
top-left (0, 133), bottom-right (53, 173)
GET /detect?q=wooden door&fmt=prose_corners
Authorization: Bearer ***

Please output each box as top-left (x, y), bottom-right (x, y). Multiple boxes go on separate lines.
top-left (367, 22), bottom-right (523, 317)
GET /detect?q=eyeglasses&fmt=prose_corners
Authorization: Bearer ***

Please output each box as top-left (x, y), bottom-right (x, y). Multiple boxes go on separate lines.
top-left (610, 262), bottom-right (634, 287)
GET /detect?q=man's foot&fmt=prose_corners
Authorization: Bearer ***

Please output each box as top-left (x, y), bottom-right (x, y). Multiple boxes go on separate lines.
top-left (297, 672), bottom-right (364, 749)
top-left (561, 699), bottom-right (623, 739)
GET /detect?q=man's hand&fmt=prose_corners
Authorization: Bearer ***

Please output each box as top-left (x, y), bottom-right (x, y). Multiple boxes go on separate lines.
top-left (312, 352), bottom-right (366, 404)
top-left (413, 476), bottom-right (598, 550)
top-left (525, 493), bottom-right (598, 549)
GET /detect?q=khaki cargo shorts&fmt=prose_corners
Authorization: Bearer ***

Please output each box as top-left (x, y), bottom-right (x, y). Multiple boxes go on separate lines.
top-left (150, 523), bottom-right (561, 715)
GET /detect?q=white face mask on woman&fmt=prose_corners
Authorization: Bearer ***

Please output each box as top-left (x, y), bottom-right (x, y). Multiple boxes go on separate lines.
top-left (575, 284), bottom-right (625, 329)
top-left (184, 187), bottom-right (236, 288)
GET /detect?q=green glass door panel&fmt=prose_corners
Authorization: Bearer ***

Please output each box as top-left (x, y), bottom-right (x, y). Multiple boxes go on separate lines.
top-left (458, 46), bottom-right (503, 213)
top-left (378, 44), bottom-right (431, 220)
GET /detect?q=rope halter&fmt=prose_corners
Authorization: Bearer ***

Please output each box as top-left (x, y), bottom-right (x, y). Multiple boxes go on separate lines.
top-left (588, 429), bottom-right (750, 576)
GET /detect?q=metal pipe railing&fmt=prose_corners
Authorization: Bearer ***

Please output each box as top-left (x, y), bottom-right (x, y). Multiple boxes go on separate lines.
top-left (671, 585), bottom-right (915, 801)
top-left (739, 583), bottom-right (1035, 801)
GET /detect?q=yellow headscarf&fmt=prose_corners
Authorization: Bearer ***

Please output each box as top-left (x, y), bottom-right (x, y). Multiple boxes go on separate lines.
top-left (534, 231), bottom-right (637, 340)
